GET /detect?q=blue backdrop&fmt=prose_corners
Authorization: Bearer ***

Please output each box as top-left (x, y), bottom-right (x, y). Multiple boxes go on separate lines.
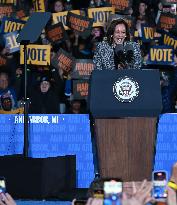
top-left (0, 114), bottom-right (94, 188)
top-left (154, 114), bottom-right (177, 179)
top-left (0, 113), bottom-right (176, 187)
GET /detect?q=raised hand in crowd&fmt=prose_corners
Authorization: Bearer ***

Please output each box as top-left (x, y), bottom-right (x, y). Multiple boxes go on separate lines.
top-left (167, 187), bottom-right (176, 205)
top-left (15, 68), bottom-right (23, 77)
top-left (86, 198), bottom-right (103, 205)
top-left (170, 162), bottom-right (177, 184)
top-left (122, 180), bottom-right (153, 205)
top-left (167, 162), bottom-right (177, 205)
top-left (0, 193), bottom-right (16, 205)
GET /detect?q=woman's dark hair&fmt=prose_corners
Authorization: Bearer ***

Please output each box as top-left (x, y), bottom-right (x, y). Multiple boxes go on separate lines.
top-left (106, 19), bottom-right (130, 45)
top-left (49, 0), bottom-right (64, 12)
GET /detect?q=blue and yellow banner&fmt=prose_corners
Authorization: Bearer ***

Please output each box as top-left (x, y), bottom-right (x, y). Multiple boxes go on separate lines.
top-left (141, 25), bottom-right (155, 42)
top-left (0, 17), bottom-right (26, 34)
top-left (52, 10), bottom-right (80, 30)
top-left (88, 7), bottom-right (115, 27)
top-left (20, 45), bottom-right (51, 66)
top-left (3, 31), bottom-right (20, 53)
top-left (161, 31), bottom-right (177, 50)
top-left (32, 0), bottom-right (45, 12)
top-left (147, 45), bottom-right (174, 65)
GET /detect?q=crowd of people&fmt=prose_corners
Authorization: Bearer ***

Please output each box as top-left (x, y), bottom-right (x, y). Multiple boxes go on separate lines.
top-left (0, 1), bottom-right (177, 204)
top-left (0, 0), bottom-right (177, 114)
top-left (0, 2), bottom-right (177, 205)
top-left (0, 162), bottom-right (177, 205)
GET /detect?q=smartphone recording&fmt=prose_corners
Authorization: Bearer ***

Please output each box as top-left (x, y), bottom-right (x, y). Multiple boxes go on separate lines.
top-left (152, 171), bottom-right (168, 201)
top-left (0, 177), bottom-right (6, 194)
top-left (104, 179), bottom-right (122, 205)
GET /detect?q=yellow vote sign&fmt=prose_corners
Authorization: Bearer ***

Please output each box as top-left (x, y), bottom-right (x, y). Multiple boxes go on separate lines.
top-left (32, 0), bottom-right (45, 12)
top-left (20, 45), bottom-right (51, 66)
top-left (163, 32), bottom-right (177, 50)
top-left (148, 46), bottom-right (174, 65)
top-left (52, 10), bottom-right (80, 30)
top-left (88, 7), bottom-right (115, 27)
top-left (141, 26), bottom-right (155, 42)
top-left (1, 17), bottom-right (26, 34)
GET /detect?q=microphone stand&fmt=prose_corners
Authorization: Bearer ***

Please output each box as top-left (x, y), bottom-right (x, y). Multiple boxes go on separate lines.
top-left (22, 41), bottom-right (30, 157)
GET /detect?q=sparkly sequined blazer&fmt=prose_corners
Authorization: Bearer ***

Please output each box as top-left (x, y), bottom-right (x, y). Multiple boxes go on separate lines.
top-left (93, 40), bottom-right (142, 70)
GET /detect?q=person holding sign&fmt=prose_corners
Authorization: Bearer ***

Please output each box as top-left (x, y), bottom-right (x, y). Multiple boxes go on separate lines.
top-left (134, 0), bottom-right (155, 37)
top-left (93, 18), bottom-right (142, 70)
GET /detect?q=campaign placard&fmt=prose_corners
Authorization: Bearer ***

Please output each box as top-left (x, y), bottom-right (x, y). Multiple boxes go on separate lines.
top-left (147, 45), bottom-right (174, 65)
top-left (88, 7), bottom-right (115, 27)
top-left (141, 25), bottom-right (155, 42)
top-left (46, 22), bottom-right (68, 43)
top-left (52, 48), bottom-right (75, 73)
top-left (32, 0), bottom-right (45, 12)
top-left (20, 45), bottom-right (51, 65)
top-left (106, 0), bottom-right (132, 14)
top-left (0, 17), bottom-right (26, 34)
top-left (161, 31), bottom-right (177, 49)
top-left (71, 59), bottom-right (94, 79)
top-left (73, 79), bottom-right (89, 99)
top-left (0, 4), bottom-right (14, 20)
top-left (3, 31), bottom-right (20, 53)
top-left (157, 12), bottom-right (177, 31)
top-left (52, 10), bottom-right (80, 30)
top-left (66, 12), bottom-right (93, 37)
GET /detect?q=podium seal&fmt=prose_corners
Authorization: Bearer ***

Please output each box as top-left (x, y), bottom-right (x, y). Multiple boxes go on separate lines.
top-left (113, 76), bottom-right (139, 103)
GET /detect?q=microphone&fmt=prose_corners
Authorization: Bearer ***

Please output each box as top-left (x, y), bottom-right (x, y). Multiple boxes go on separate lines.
top-left (114, 44), bottom-right (126, 65)
top-left (124, 44), bottom-right (134, 64)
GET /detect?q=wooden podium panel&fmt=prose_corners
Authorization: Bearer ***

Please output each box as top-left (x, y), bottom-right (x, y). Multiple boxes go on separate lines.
top-left (94, 117), bottom-right (157, 181)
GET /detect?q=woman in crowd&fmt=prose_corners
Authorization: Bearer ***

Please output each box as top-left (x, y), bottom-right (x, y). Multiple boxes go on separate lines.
top-left (50, 0), bottom-right (65, 13)
top-left (134, 0), bottom-right (155, 37)
top-left (93, 18), bottom-right (142, 70)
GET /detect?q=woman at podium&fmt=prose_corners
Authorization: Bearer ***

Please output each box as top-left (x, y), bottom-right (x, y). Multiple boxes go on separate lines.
top-left (93, 18), bottom-right (142, 70)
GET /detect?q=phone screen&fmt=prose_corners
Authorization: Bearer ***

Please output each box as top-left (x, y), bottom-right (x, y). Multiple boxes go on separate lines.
top-left (104, 180), bottom-right (122, 205)
top-left (153, 171), bottom-right (167, 199)
top-left (0, 178), bottom-right (6, 194)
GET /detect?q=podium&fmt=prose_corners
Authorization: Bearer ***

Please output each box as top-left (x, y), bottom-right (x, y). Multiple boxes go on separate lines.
top-left (89, 69), bottom-right (162, 181)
